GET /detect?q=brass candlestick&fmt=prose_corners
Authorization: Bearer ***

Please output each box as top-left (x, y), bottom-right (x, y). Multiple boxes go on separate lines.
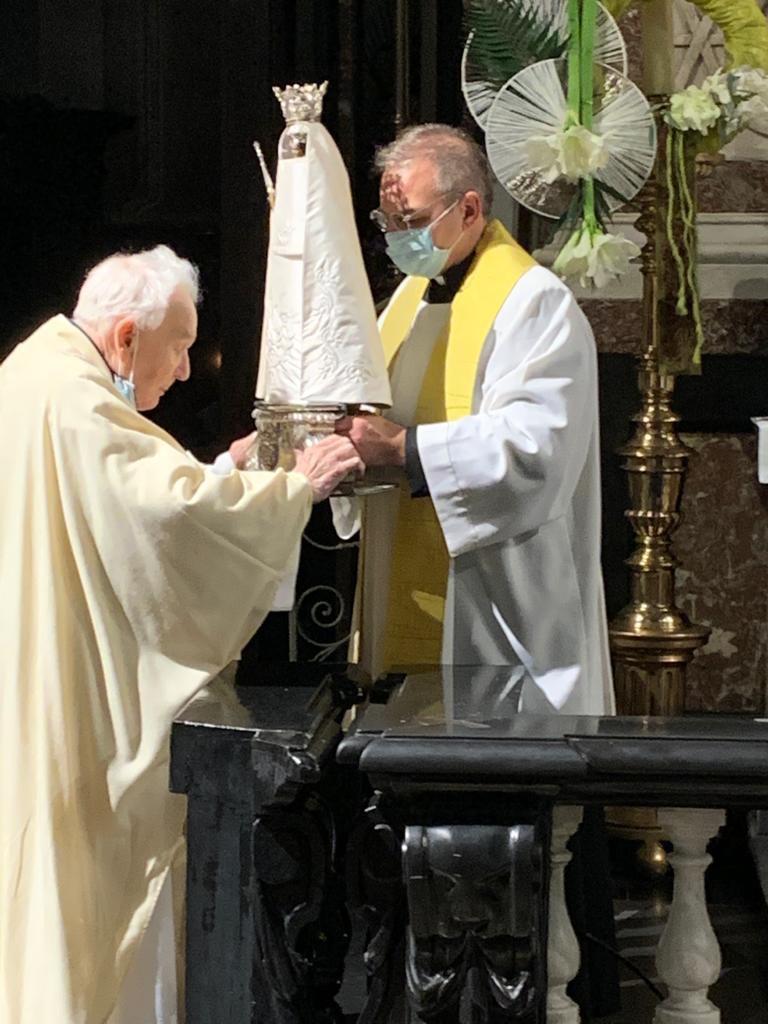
top-left (609, 112), bottom-right (710, 717)
top-left (607, 111), bottom-right (711, 869)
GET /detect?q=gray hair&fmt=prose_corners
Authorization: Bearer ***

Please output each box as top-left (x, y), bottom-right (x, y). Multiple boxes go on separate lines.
top-left (375, 123), bottom-right (494, 215)
top-left (73, 245), bottom-right (200, 331)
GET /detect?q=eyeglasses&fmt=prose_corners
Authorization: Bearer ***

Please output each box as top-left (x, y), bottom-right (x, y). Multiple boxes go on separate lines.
top-left (369, 191), bottom-right (461, 234)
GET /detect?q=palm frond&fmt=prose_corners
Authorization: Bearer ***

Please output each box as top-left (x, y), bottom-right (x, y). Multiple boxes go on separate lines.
top-left (551, 177), bottom-right (617, 238)
top-left (464, 0), bottom-right (568, 92)
top-left (552, 185), bottom-right (587, 236)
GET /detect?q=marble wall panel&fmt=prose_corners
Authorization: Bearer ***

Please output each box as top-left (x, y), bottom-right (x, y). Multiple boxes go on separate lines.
top-left (697, 164), bottom-right (768, 214)
top-left (675, 433), bottom-right (768, 713)
top-left (584, 300), bottom-right (644, 355)
top-left (585, 300), bottom-right (768, 357)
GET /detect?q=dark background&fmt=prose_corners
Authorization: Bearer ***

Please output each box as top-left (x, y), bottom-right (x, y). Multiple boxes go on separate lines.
top-left (0, 0), bottom-right (474, 662)
top-left (0, 0), bottom-right (671, 664)
top-left (0, 0), bottom-right (465, 448)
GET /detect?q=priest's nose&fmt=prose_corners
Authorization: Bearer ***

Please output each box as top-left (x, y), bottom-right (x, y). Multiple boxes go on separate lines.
top-left (176, 350), bottom-right (191, 381)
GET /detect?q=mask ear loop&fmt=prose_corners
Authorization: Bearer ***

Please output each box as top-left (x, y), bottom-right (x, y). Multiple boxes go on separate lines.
top-left (120, 327), bottom-right (140, 391)
top-left (430, 198), bottom-right (465, 261)
top-left (126, 329), bottom-right (140, 388)
top-left (428, 197), bottom-right (460, 232)
top-left (113, 329), bottom-right (140, 408)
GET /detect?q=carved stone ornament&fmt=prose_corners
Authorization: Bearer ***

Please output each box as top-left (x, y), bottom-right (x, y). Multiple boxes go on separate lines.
top-left (273, 81), bottom-right (329, 125)
top-left (404, 824), bottom-right (543, 1022)
top-left (252, 797), bottom-right (350, 1023)
top-left (345, 795), bottom-right (407, 1024)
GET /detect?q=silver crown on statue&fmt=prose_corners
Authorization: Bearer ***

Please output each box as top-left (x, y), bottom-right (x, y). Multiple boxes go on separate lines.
top-left (272, 81), bottom-right (328, 125)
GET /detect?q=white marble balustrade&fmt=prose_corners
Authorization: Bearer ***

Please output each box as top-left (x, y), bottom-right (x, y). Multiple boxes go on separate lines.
top-left (547, 806), bottom-right (584, 1024)
top-left (546, 805), bottom-right (726, 1024)
top-left (654, 808), bottom-right (726, 1024)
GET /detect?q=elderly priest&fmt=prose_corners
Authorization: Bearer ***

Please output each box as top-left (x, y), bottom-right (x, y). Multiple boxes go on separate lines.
top-left (0, 245), bottom-right (361, 1024)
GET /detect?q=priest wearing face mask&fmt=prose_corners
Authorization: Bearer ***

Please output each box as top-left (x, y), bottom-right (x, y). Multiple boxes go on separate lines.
top-left (337, 123), bottom-right (614, 717)
top-left (0, 245), bottom-right (362, 1024)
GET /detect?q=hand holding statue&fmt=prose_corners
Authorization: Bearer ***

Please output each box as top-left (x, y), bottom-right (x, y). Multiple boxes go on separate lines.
top-left (294, 435), bottom-right (365, 502)
top-left (336, 414), bottom-right (406, 468)
top-left (228, 430), bottom-right (362, 502)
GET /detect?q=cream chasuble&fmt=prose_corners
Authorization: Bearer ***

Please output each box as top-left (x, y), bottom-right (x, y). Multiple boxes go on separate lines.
top-left (344, 219), bottom-right (614, 716)
top-left (0, 317), bottom-right (313, 1024)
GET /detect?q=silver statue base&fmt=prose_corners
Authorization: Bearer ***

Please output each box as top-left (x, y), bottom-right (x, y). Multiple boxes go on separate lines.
top-left (244, 401), bottom-right (396, 496)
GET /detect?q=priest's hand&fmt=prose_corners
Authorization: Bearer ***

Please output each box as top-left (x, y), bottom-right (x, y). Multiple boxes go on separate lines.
top-left (228, 431), bottom-right (257, 469)
top-left (294, 436), bottom-right (365, 503)
top-left (336, 415), bottom-right (406, 468)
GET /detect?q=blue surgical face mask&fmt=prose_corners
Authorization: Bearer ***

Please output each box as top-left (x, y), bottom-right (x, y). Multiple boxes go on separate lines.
top-left (385, 199), bottom-right (462, 279)
top-left (114, 332), bottom-right (139, 409)
top-left (113, 374), bottom-right (137, 408)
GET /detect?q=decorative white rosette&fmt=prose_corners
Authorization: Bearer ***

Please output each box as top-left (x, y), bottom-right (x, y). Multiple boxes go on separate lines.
top-left (465, 0), bottom-right (655, 291)
top-left (525, 123), bottom-right (609, 183)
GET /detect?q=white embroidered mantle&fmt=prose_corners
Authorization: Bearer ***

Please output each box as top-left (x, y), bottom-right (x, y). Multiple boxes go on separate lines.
top-left (256, 122), bottom-right (391, 407)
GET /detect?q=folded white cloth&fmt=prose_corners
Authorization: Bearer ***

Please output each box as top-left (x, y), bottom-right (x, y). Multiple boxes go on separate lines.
top-left (330, 495), bottom-right (361, 539)
top-left (211, 450), bottom-right (235, 475)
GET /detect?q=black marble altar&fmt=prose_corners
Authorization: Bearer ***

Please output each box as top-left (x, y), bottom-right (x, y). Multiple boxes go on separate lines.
top-left (171, 665), bottom-right (768, 1024)
top-left (339, 668), bottom-right (768, 807)
top-left (170, 668), bottom-right (364, 1024)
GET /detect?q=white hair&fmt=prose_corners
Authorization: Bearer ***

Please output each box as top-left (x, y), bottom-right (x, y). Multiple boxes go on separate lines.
top-left (72, 245), bottom-right (200, 331)
top-left (375, 123), bottom-right (494, 215)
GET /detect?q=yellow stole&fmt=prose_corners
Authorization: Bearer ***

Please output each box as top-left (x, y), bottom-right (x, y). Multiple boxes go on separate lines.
top-left (376, 219), bottom-right (537, 669)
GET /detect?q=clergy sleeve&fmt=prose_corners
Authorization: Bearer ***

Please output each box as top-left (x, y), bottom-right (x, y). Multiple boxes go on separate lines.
top-left (415, 270), bottom-right (596, 559)
top-left (48, 374), bottom-right (313, 670)
top-left (405, 426), bottom-right (429, 497)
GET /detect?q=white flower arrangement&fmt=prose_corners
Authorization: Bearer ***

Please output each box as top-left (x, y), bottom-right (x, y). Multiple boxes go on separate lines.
top-left (666, 65), bottom-right (768, 140)
top-left (553, 221), bottom-right (641, 289)
top-left (525, 123), bottom-right (609, 184)
top-left (656, 67), bottom-right (768, 372)
top-left (668, 85), bottom-right (721, 134)
top-left (528, 0), bottom-right (646, 293)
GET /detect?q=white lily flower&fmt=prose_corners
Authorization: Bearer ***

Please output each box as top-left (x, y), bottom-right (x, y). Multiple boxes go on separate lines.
top-left (553, 225), bottom-right (594, 287)
top-left (558, 124), bottom-right (609, 181)
top-left (524, 134), bottom-right (564, 184)
top-left (554, 225), bottom-right (641, 290)
top-left (526, 124), bottom-right (608, 184)
top-left (586, 231), bottom-right (642, 289)
top-left (702, 70), bottom-right (731, 105)
top-left (668, 85), bottom-right (721, 133)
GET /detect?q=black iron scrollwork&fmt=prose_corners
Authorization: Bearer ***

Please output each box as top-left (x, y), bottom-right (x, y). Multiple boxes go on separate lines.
top-left (289, 503), bottom-right (360, 662)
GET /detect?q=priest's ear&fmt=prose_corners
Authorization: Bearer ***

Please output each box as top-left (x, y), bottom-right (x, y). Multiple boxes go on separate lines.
top-left (460, 190), bottom-right (483, 229)
top-left (114, 316), bottom-right (138, 353)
